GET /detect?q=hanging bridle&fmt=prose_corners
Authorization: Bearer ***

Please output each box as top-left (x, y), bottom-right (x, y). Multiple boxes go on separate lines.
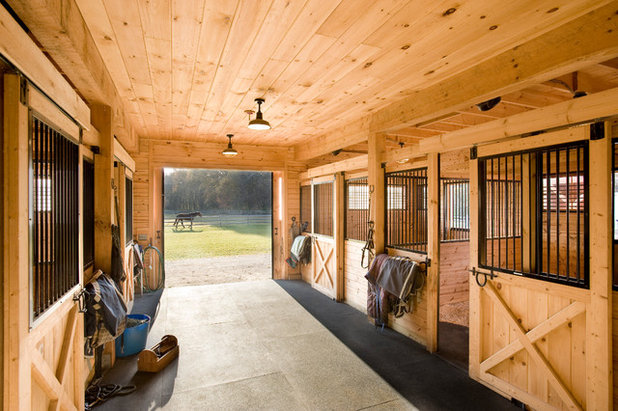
top-left (361, 185), bottom-right (375, 269)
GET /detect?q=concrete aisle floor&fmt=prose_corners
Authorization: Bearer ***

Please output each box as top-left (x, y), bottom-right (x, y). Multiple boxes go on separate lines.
top-left (97, 280), bottom-right (414, 410)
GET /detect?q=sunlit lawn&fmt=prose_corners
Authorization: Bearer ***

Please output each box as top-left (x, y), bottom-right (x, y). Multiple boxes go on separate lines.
top-left (164, 223), bottom-right (271, 260)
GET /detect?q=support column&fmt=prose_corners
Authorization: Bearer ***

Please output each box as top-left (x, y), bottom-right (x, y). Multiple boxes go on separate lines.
top-left (468, 153), bottom-right (481, 380)
top-left (368, 133), bottom-right (385, 254)
top-left (426, 153), bottom-right (440, 353)
top-left (586, 122), bottom-right (612, 410)
top-left (91, 105), bottom-right (114, 274)
top-left (334, 172), bottom-right (345, 301)
top-left (3, 73), bottom-right (30, 411)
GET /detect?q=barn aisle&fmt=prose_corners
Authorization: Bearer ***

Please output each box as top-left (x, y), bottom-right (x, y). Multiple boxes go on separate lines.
top-left (97, 280), bottom-right (413, 410)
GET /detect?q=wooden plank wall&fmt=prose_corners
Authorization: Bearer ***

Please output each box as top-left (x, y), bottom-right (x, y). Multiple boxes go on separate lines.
top-left (0, 64), bottom-right (5, 408)
top-left (439, 242), bottom-right (469, 306)
top-left (386, 248), bottom-right (428, 346)
top-left (285, 162), bottom-right (304, 279)
top-left (613, 290), bottom-right (618, 407)
top-left (344, 240), bottom-right (366, 313)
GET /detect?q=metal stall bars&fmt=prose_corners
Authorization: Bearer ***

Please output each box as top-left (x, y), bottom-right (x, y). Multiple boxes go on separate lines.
top-left (30, 114), bottom-right (80, 320)
top-left (440, 178), bottom-right (470, 242)
top-left (478, 141), bottom-right (588, 288)
top-left (345, 177), bottom-right (369, 241)
top-left (385, 168), bottom-right (428, 253)
top-left (300, 184), bottom-right (312, 233)
top-left (313, 181), bottom-right (334, 237)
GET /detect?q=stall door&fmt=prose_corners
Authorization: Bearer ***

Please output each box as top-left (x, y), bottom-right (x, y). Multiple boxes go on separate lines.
top-left (468, 134), bottom-right (599, 410)
top-left (4, 75), bottom-right (84, 410)
top-left (312, 237), bottom-right (337, 299)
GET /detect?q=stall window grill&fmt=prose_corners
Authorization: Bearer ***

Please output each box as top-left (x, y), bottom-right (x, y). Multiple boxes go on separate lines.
top-left (30, 115), bottom-right (79, 320)
top-left (83, 158), bottom-right (94, 268)
top-left (300, 185), bottom-right (312, 233)
top-left (386, 168), bottom-right (427, 253)
top-left (479, 141), bottom-right (588, 288)
top-left (313, 181), bottom-right (334, 236)
top-left (345, 177), bottom-right (369, 241)
top-left (125, 177), bottom-right (133, 245)
top-left (441, 178), bottom-right (469, 242)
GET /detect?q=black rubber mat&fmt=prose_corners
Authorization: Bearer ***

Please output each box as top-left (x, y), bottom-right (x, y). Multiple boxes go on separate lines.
top-left (130, 288), bottom-right (163, 322)
top-left (276, 280), bottom-right (518, 411)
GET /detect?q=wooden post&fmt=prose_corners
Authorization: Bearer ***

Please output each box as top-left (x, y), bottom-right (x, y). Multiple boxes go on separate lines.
top-left (334, 172), bottom-right (345, 301)
top-left (91, 105), bottom-right (114, 275)
top-left (468, 154), bottom-right (481, 380)
top-left (3, 73), bottom-right (31, 411)
top-left (426, 153), bottom-right (440, 353)
top-left (368, 133), bottom-right (385, 254)
top-left (586, 123), bottom-right (613, 410)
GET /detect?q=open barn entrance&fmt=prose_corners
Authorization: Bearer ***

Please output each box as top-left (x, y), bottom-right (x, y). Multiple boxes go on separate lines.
top-left (162, 168), bottom-right (272, 287)
top-left (438, 150), bottom-right (471, 370)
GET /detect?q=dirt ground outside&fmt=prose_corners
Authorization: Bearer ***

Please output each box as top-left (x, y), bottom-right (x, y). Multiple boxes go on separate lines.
top-left (164, 253), bottom-right (272, 287)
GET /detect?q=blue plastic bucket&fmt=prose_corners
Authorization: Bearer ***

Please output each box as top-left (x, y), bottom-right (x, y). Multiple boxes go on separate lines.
top-left (115, 314), bottom-right (151, 357)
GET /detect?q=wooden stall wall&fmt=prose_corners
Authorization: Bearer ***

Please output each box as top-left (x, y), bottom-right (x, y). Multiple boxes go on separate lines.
top-left (614, 291), bottom-right (618, 407)
top-left (439, 241), bottom-right (469, 326)
top-left (344, 240), bottom-right (367, 313)
top-left (385, 248), bottom-right (428, 345)
top-left (439, 149), bottom-right (470, 327)
top-left (0, 63), bottom-right (5, 408)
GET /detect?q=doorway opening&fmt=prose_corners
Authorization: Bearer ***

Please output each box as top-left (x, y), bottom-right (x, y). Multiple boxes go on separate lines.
top-left (438, 151), bottom-right (470, 371)
top-left (162, 168), bottom-right (272, 287)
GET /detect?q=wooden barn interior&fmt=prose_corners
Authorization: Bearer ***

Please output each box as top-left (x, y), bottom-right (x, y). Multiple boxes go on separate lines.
top-left (2, 0), bottom-right (618, 409)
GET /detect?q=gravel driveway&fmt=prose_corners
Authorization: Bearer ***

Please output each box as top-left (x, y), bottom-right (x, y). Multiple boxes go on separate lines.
top-left (164, 253), bottom-right (272, 287)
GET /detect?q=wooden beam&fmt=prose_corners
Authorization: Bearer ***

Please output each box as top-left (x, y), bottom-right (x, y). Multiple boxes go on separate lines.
top-left (304, 155), bottom-right (368, 179)
top-left (371, 2), bottom-right (618, 133)
top-left (368, 133), bottom-right (385, 254)
top-left (294, 116), bottom-right (371, 161)
top-left (334, 172), bottom-right (345, 302)
top-left (147, 139), bottom-right (293, 171)
top-left (3, 73), bottom-right (30, 411)
top-left (92, 105), bottom-right (114, 275)
top-left (113, 138), bottom-right (135, 172)
top-left (401, 86), bottom-right (618, 160)
top-left (586, 123), bottom-right (613, 410)
top-left (426, 153), bottom-right (439, 353)
top-left (468, 155), bottom-right (480, 380)
top-left (0, 4), bottom-right (89, 128)
top-left (7, 0), bottom-right (137, 151)
top-left (476, 126), bottom-right (589, 158)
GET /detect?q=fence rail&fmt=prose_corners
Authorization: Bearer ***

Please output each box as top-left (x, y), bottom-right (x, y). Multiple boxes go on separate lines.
top-left (164, 214), bottom-right (272, 227)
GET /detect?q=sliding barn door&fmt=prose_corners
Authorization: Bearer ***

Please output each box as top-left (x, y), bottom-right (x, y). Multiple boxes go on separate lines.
top-left (4, 75), bottom-right (85, 410)
top-left (467, 128), bottom-right (612, 410)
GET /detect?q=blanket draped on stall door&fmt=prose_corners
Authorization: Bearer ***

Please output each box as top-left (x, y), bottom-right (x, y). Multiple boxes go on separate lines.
top-left (365, 254), bottom-right (425, 326)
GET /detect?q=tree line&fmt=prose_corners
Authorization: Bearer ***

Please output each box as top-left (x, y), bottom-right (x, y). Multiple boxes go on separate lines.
top-left (164, 169), bottom-right (272, 213)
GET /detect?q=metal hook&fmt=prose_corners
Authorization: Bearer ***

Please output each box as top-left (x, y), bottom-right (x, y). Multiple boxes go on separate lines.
top-left (469, 267), bottom-right (497, 288)
top-left (73, 288), bottom-right (87, 313)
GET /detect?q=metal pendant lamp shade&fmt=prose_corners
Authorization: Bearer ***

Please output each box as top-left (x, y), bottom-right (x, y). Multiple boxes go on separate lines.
top-left (248, 98), bottom-right (271, 130)
top-left (221, 134), bottom-right (238, 157)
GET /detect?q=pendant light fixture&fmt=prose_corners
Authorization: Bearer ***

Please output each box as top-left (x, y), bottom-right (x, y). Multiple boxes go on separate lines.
top-left (221, 134), bottom-right (238, 157)
top-left (248, 98), bottom-right (271, 130)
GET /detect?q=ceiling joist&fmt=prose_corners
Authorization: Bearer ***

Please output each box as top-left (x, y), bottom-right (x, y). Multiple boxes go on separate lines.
top-left (295, 2), bottom-right (618, 161)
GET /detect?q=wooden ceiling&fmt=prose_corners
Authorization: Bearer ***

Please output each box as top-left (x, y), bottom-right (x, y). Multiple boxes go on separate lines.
top-left (59, 0), bottom-right (609, 147)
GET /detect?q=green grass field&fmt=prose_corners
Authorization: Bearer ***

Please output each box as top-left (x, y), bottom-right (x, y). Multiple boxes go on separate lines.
top-left (164, 223), bottom-right (271, 261)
